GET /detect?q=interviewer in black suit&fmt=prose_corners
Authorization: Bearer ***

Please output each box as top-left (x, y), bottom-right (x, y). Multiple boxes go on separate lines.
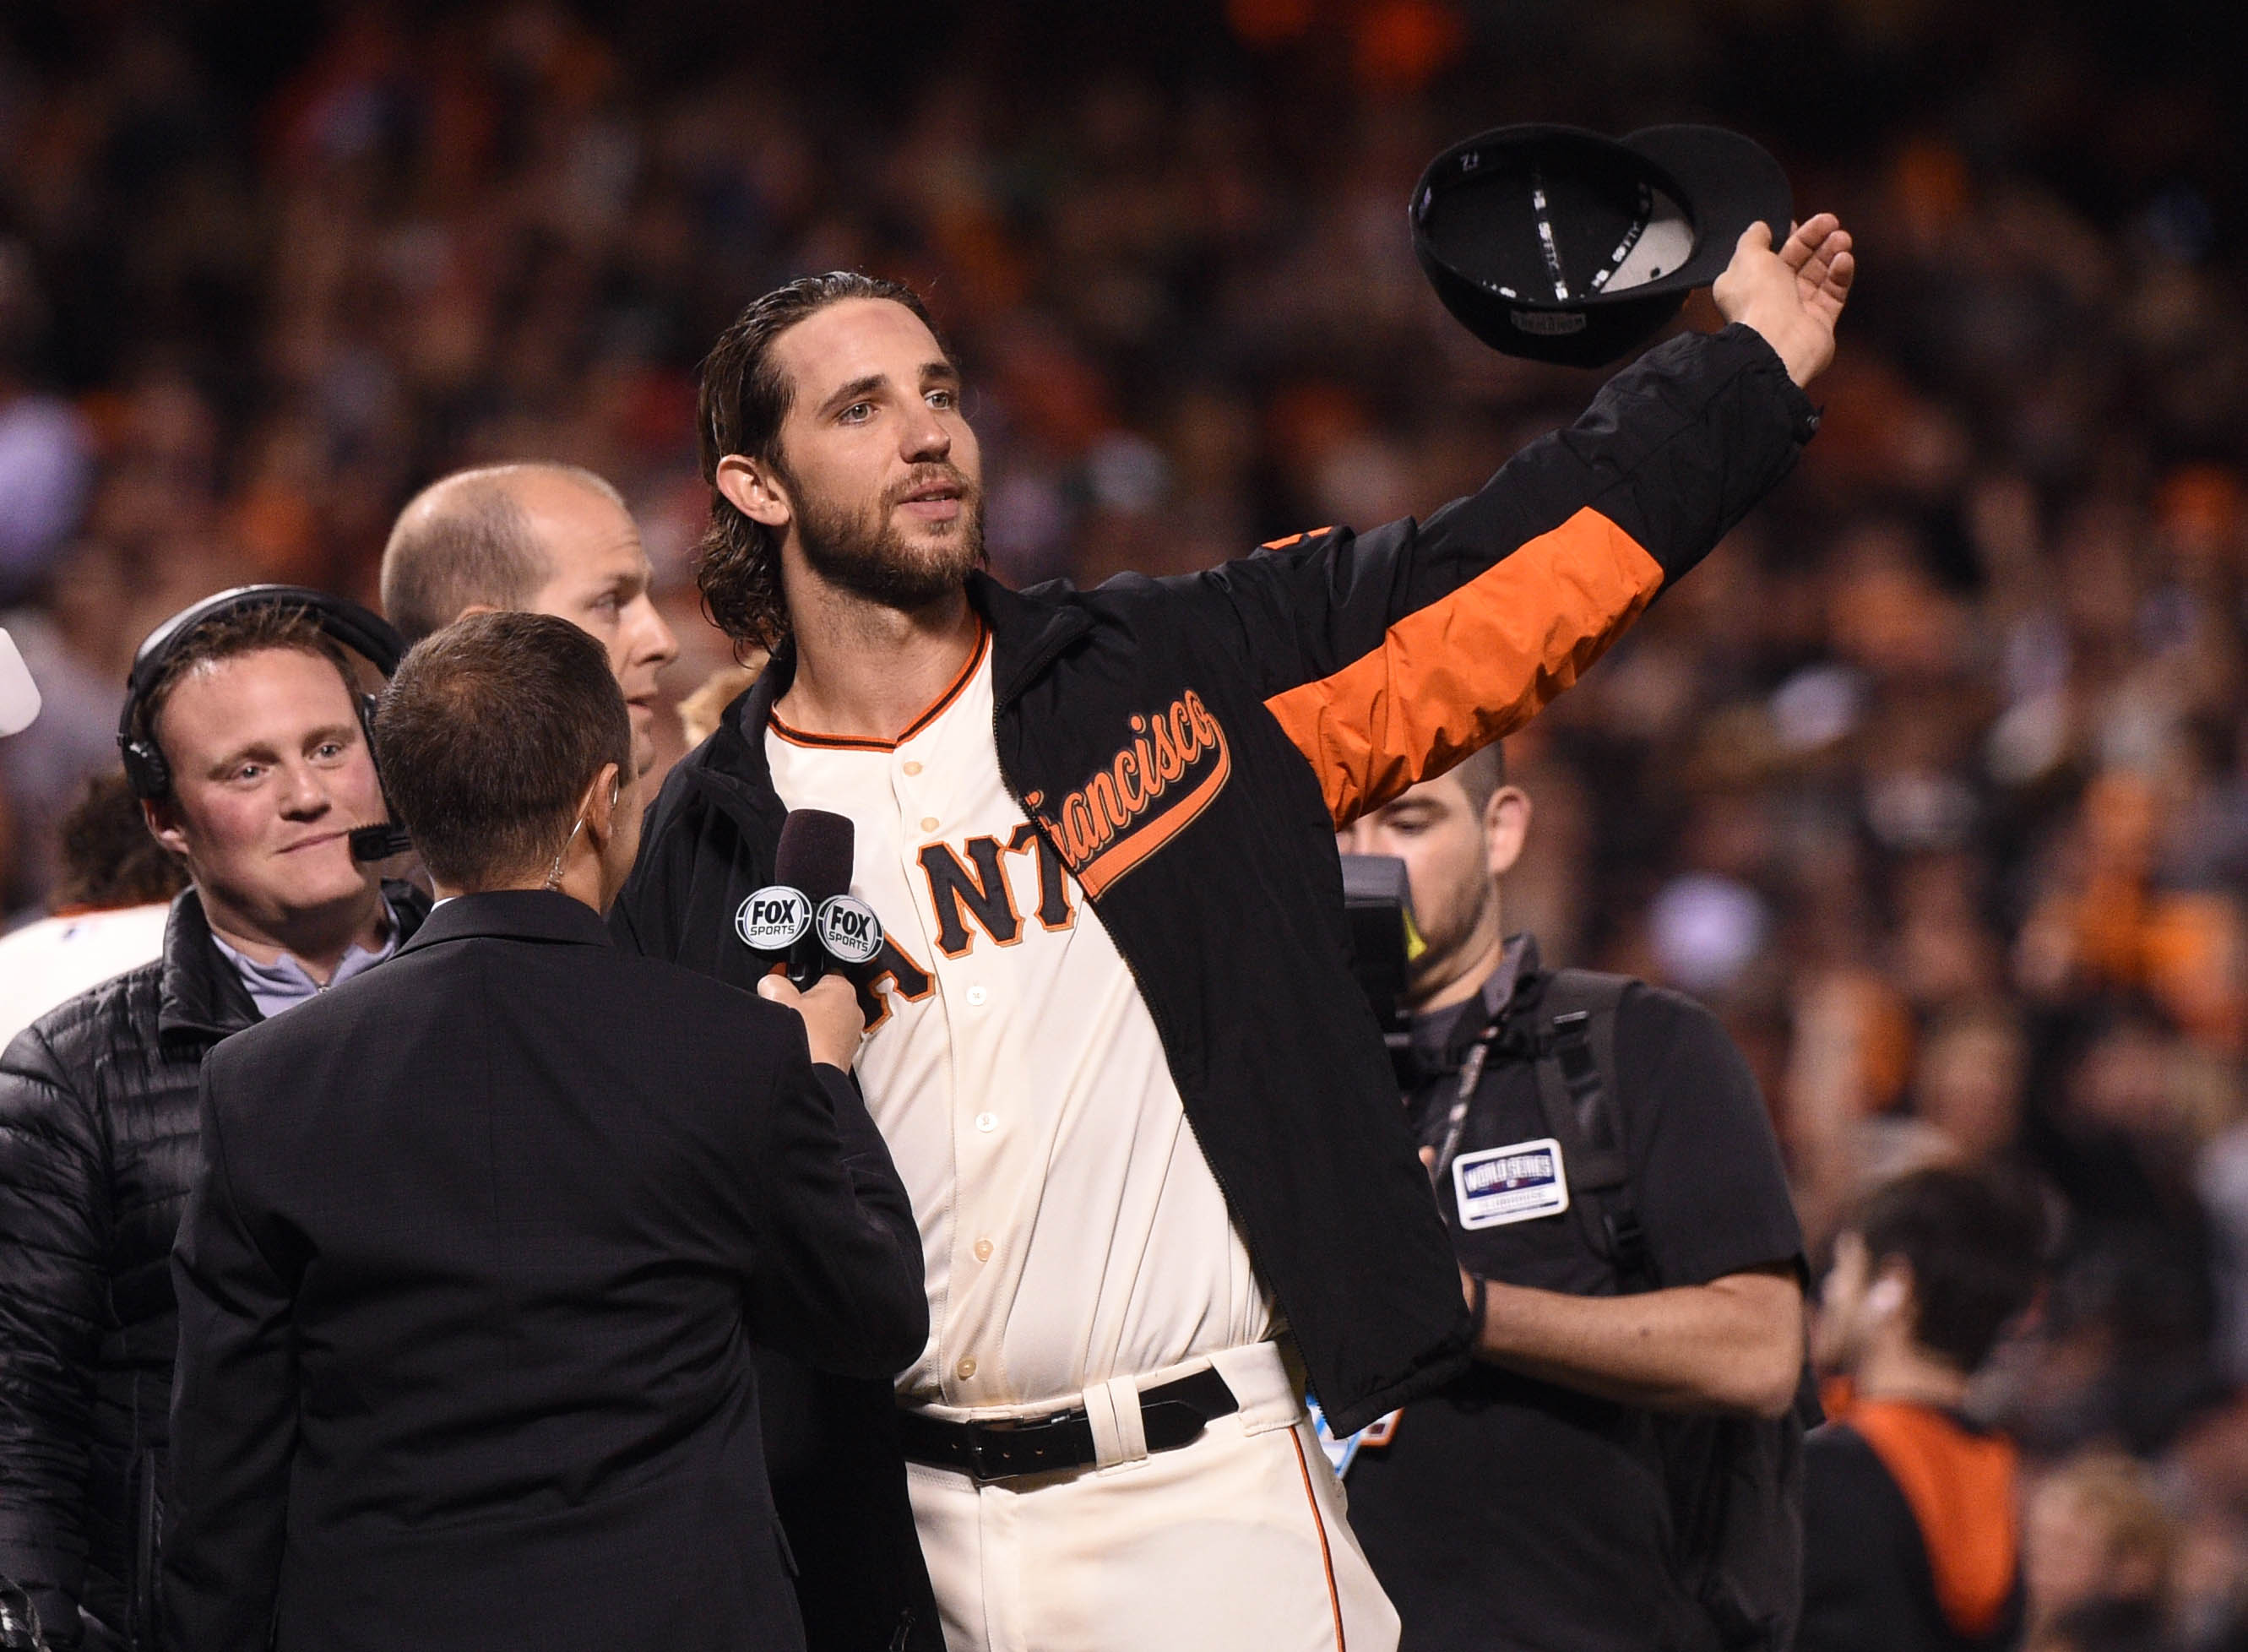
top-left (160, 611), bottom-right (927, 1652)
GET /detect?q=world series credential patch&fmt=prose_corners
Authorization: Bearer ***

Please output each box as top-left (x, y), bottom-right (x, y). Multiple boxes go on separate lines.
top-left (1451, 1138), bottom-right (1569, 1231)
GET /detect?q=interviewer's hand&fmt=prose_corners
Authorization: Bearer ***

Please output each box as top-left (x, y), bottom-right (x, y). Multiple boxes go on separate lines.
top-left (757, 973), bottom-right (866, 1070)
top-left (1713, 213), bottom-right (1854, 389)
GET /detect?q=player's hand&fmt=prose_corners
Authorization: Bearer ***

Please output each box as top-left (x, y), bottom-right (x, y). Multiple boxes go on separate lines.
top-left (757, 972), bottom-right (866, 1070)
top-left (1712, 213), bottom-right (1854, 389)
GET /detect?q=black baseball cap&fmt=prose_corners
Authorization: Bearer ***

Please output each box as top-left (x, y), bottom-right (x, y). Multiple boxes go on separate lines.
top-left (1411, 123), bottom-right (1792, 369)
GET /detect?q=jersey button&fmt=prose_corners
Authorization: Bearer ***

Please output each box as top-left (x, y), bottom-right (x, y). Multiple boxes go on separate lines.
top-left (920, 816), bottom-right (940, 833)
top-left (956, 1356), bottom-right (977, 1380)
top-left (975, 1111), bottom-right (998, 1133)
top-left (903, 760), bottom-right (924, 776)
top-left (966, 985), bottom-right (988, 1006)
top-left (973, 1237), bottom-right (994, 1263)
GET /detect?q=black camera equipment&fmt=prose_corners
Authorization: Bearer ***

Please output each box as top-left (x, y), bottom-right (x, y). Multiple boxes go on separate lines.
top-left (1340, 853), bottom-right (1424, 1086)
top-left (117, 584), bottom-right (414, 861)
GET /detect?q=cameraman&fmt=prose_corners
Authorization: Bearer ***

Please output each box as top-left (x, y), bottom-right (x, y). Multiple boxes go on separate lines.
top-left (1338, 744), bottom-right (1806, 1652)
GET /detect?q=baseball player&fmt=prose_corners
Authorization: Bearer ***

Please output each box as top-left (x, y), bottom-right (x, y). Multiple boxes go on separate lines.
top-left (612, 216), bottom-right (1854, 1652)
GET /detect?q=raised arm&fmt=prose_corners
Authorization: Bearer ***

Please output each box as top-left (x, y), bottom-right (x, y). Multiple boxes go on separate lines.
top-left (1717, 215), bottom-right (1854, 389)
top-left (1181, 218), bottom-right (1849, 829)
top-left (161, 1066), bottom-right (301, 1652)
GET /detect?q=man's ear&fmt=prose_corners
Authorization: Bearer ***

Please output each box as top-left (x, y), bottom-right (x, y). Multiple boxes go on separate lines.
top-left (143, 796), bottom-right (190, 862)
top-left (581, 762), bottom-right (624, 847)
top-left (1865, 1258), bottom-right (1914, 1321)
top-left (1485, 785), bottom-right (1533, 880)
top-left (715, 454), bottom-right (792, 532)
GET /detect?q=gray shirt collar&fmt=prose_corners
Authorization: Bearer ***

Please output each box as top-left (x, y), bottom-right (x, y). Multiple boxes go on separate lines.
top-left (209, 903), bottom-right (399, 1021)
top-left (1409, 932), bottom-right (1536, 1076)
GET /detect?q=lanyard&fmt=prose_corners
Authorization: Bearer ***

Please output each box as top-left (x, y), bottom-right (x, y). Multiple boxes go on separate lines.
top-left (1420, 943), bottom-right (1534, 1192)
top-left (1427, 1024), bottom-right (1498, 1192)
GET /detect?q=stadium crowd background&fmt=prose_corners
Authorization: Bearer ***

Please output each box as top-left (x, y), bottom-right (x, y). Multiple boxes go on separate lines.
top-left (4, 0), bottom-right (2247, 1644)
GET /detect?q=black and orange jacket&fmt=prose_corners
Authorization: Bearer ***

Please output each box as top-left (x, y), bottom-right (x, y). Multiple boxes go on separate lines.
top-left (615, 319), bottom-right (1813, 1440)
top-left (1801, 1396), bottom-right (2024, 1652)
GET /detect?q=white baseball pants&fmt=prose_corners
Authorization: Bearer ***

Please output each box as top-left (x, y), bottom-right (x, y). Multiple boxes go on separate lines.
top-left (903, 1341), bottom-right (1399, 1652)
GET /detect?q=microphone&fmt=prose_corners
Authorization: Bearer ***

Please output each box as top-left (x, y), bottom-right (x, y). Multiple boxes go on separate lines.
top-left (775, 810), bottom-right (853, 989)
top-left (736, 809), bottom-right (885, 989)
top-left (350, 823), bottom-right (414, 862)
top-left (352, 692), bottom-right (411, 861)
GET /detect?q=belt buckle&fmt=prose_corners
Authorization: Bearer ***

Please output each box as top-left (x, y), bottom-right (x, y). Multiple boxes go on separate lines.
top-left (964, 1412), bottom-right (1028, 1483)
top-left (964, 1408), bottom-right (1077, 1483)
top-left (964, 1423), bottom-right (1005, 1483)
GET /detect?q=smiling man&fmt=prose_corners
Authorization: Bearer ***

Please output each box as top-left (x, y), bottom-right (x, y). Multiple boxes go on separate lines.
top-left (0, 595), bottom-right (427, 1650)
top-left (379, 463), bottom-right (681, 774)
top-left (616, 209), bottom-right (1850, 1652)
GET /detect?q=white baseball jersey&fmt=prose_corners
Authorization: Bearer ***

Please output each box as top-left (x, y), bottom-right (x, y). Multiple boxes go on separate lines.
top-left (766, 624), bottom-right (1273, 1411)
top-left (0, 903), bottom-right (171, 1048)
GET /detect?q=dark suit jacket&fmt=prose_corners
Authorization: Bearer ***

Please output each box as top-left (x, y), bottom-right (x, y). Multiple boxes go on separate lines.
top-left (160, 891), bottom-right (926, 1652)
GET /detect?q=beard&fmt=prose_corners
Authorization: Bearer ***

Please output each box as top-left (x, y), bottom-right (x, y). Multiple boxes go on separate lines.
top-left (790, 461), bottom-right (986, 614)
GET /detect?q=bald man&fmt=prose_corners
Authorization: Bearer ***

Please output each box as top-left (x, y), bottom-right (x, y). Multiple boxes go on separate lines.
top-left (381, 464), bottom-right (681, 774)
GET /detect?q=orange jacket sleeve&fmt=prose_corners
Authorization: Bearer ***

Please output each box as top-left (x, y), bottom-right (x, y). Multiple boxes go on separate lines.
top-left (1167, 324), bottom-right (1818, 826)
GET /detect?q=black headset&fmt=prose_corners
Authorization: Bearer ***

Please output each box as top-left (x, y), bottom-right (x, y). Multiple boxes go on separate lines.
top-left (117, 584), bottom-right (415, 861)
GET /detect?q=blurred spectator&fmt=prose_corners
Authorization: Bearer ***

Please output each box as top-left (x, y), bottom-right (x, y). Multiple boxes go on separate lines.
top-left (676, 660), bottom-right (762, 748)
top-left (2202, 1125), bottom-right (2248, 1383)
top-left (46, 774), bottom-right (182, 913)
top-left (0, 773), bottom-right (183, 1046)
top-left (1802, 1166), bottom-right (2050, 1652)
top-left (2030, 1598), bottom-right (2179, 1652)
top-left (2006, 1004), bottom-right (2228, 1459)
top-left (1914, 1004), bottom-right (2030, 1167)
top-left (2023, 1452), bottom-right (2181, 1649)
top-left (0, 239), bottom-right (94, 604)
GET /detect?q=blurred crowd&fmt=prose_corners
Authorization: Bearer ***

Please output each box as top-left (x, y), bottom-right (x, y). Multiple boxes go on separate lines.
top-left (6, 0), bottom-right (2248, 1644)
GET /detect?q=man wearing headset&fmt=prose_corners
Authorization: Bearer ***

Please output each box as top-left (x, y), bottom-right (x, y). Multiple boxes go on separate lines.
top-left (0, 590), bottom-right (428, 1651)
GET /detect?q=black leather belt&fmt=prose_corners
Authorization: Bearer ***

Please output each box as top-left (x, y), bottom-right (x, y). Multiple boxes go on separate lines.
top-left (897, 1366), bottom-right (1239, 1482)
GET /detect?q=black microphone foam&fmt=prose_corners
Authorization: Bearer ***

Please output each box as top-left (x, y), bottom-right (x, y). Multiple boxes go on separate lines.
top-left (350, 823), bottom-right (413, 862)
top-left (774, 809), bottom-right (854, 907)
top-left (774, 810), bottom-right (855, 990)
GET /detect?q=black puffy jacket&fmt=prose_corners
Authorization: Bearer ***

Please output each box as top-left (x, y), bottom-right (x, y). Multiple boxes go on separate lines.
top-left (0, 885), bottom-right (426, 1649)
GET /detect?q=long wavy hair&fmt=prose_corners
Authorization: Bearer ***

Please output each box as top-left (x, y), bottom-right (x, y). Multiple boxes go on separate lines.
top-left (694, 272), bottom-right (947, 652)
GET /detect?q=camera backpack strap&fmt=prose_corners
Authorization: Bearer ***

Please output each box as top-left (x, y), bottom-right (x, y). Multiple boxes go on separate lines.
top-left (1526, 970), bottom-right (1657, 1290)
top-left (1529, 970), bottom-right (1809, 1651)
